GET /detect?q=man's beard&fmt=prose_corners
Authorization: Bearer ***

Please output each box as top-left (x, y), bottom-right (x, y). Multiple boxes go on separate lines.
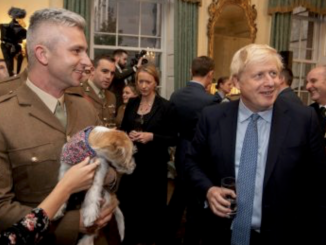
top-left (118, 61), bottom-right (126, 69)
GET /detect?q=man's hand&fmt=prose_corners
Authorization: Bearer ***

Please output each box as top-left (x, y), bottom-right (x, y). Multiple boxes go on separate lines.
top-left (79, 195), bottom-right (118, 234)
top-left (206, 186), bottom-right (236, 218)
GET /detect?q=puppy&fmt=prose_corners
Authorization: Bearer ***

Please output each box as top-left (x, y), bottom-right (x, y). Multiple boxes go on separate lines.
top-left (54, 126), bottom-right (136, 245)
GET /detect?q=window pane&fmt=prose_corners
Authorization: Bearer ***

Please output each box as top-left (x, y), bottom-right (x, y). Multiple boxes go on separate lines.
top-left (118, 1), bottom-right (139, 35)
top-left (141, 3), bottom-right (162, 37)
top-left (118, 36), bottom-right (138, 47)
top-left (94, 0), bottom-right (117, 33)
top-left (94, 49), bottom-right (114, 60)
top-left (141, 38), bottom-right (161, 48)
top-left (94, 34), bottom-right (116, 45)
top-left (290, 18), bottom-right (300, 42)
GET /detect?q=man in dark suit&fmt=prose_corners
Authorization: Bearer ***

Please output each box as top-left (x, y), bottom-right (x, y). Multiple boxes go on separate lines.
top-left (111, 49), bottom-right (144, 108)
top-left (278, 68), bottom-right (302, 104)
top-left (168, 56), bottom-right (220, 244)
top-left (185, 44), bottom-right (326, 245)
top-left (306, 65), bottom-right (326, 146)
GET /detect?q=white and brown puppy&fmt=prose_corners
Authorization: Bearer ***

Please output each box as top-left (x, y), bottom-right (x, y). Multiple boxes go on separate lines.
top-left (55, 126), bottom-right (136, 245)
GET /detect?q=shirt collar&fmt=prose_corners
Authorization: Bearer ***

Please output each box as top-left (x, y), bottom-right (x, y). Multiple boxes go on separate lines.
top-left (238, 99), bottom-right (273, 123)
top-left (26, 78), bottom-right (64, 113)
top-left (88, 79), bottom-right (102, 97)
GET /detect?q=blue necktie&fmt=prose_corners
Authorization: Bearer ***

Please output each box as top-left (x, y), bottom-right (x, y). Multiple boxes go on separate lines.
top-left (231, 114), bottom-right (260, 245)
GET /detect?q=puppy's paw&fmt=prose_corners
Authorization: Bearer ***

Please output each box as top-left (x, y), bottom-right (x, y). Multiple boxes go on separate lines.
top-left (83, 206), bottom-right (99, 227)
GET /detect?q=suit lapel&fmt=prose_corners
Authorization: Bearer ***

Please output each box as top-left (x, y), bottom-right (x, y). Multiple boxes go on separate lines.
top-left (17, 84), bottom-right (65, 133)
top-left (263, 101), bottom-right (291, 187)
top-left (220, 101), bottom-right (239, 176)
top-left (142, 95), bottom-right (161, 127)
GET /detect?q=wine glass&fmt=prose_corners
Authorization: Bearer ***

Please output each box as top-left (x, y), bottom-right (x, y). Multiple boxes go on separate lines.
top-left (221, 177), bottom-right (237, 218)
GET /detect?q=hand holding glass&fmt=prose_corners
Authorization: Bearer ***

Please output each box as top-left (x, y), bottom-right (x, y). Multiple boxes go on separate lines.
top-left (221, 177), bottom-right (237, 217)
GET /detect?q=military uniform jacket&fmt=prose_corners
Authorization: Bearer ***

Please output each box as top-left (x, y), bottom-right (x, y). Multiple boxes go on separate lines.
top-left (71, 81), bottom-right (117, 127)
top-left (0, 84), bottom-right (104, 245)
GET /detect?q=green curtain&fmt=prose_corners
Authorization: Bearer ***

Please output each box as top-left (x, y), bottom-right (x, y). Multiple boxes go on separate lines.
top-left (268, 0), bottom-right (326, 52)
top-left (268, 0), bottom-right (326, 15)
top-left (63, 0), bottom-right (91, 45)
top-left (270, 12), bottom-right (292, 51)
top-left (174, 0), bottom-right (199, 90)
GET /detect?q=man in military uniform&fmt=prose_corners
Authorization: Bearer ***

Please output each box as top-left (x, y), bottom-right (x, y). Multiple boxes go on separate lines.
top-left (0, 8), bottom-right (118, 245)
top-left (73, 55), bottom-right (117, 127)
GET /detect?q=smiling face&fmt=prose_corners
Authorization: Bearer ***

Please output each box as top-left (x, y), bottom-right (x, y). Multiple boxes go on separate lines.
top-left (46, 25), bottom-right (91, 90)
top-left (93, 59), bottom-right (116, 89)
top-left (122, 86), bottom-right (138, 104)
top-left (306, 66), bottom-right (326, 105)
top-left (235, 60), bottom-right (281, 112)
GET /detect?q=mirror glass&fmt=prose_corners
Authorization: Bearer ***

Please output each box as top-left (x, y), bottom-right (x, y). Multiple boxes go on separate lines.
top-left (208, 0), bottom-right (257, 91)
top-left (213, 5), bottom-right (252, 80)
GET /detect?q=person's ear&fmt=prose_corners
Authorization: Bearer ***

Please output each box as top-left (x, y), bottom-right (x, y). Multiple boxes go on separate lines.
top-left (34, 45), bottom-right (50, 66)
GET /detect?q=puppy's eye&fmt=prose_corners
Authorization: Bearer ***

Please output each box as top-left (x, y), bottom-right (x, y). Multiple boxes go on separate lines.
top-left (133, 145), bottom-right (138, 154)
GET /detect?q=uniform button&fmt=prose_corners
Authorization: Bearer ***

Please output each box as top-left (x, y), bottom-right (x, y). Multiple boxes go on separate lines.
top-left (9, 90), bottom-right (13, 94)
top-left (31, 157), bottom-right (38, 162)
top-left (67, 135), bottom-right (71, 142)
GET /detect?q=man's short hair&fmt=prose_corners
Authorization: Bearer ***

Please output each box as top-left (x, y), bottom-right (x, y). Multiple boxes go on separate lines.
top-left (280, 68), bottom-right (294, 87)
top-left (93, 55), bottom-right (116, 68)
top-left (230, 44), bottom-right (283, 78)
top-left (113, 49), bottom-right (128, 57)
top-left (191, 56), bottom-right (215, 77)
top-left (27, 8), bottom-right (86, 67)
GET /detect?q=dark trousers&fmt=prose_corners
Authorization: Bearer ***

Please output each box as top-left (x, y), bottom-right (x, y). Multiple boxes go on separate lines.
top-left (1, 42), bottom-right (23, 76)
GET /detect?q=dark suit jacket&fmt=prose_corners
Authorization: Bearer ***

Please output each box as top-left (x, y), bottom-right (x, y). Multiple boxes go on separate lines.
top-left (110, 66), bottom-right (135, 108)
top-left (278, 87), bottom-right (302, 105)
top-left (310, 102), bottom-right (326, 145)
top-left (170, 81), bottom-right (220, 176)
top-left (170, 81), bottom-right (221, 141)
top-left (185, 99), bottom-right (326, 245)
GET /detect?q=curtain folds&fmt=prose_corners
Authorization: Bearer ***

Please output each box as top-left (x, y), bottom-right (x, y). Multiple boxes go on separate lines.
top-left (63, 0), bottom-right (91, 45)
top-left (181, 0), bottom-right (202, 6)
top-left (174, 0), bottom-right (198, 90)
top-left (268, 0), bottom-right (326, 15)
top-left (270, 12), bottom-right (292, 51)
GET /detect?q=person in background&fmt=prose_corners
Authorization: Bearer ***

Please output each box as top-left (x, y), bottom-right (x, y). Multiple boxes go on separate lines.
top-left (306, 65), bottom-right (326, 146)
top-left (185, 44), bottom-right (326, 245)
top-left (0, 158), bottom-right (106, 245)
top-left (168, 56), bottom-right (220, 245)
top-left (215, 76), bottom-right (233, 102)
top-left (0, 7), bottom-right (27, 76)
top-left (70, 55), bottom-right (117, 127)
top-left (0, 8), bottom-right (117, 245)
top-left (278, 68), bottom-right (302, 104)
top-left (111, 49), bottom-right (144, 108)
top-left (116, 84), bottom-right (139, 128)
top-left (118, 64), bottom-right (177, 245)
top-left (0, 59), bottom-right (9, 80)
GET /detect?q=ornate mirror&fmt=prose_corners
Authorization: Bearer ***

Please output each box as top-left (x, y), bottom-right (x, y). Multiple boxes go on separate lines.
top-left (207, 0), bottom-right (257, 81)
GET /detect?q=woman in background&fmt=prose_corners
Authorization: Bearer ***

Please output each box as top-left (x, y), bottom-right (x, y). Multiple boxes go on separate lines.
top-left (116, 84), bottom-right (139, 128)
top-left (119, 64), bottom-right (177, 245)
top-left (215, 76), bottom-right (233, 102)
